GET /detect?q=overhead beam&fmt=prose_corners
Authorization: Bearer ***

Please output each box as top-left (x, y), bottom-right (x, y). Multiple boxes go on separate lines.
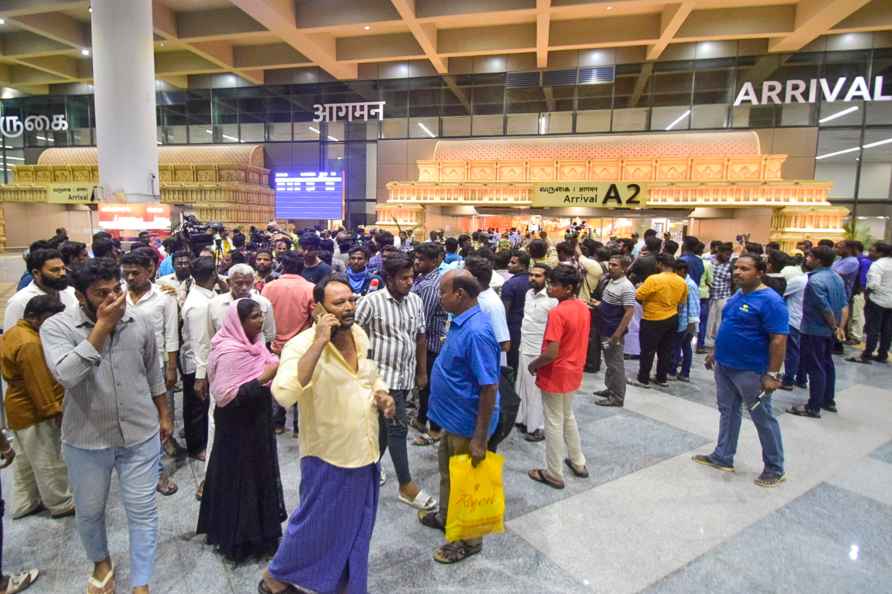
top-left (438, 23), bottom-right (536, 56)
top-left (13, 55), bottom-right (78, 79)
top-left (176, 7), bottom-right (268, 42)
top-left (8, 11), bottom-right (88, 49)
top-left (677, 6), bottom-right (794, 40)
top-left (629, 62), bottom-right (654, 108)
top-left (646, 1), bottom-right (694, 61)
top-left (233, 43), bottom-right (310, 69)
top-left (550, 15), bottom-right (660, 50)
top-left (389, 0), bottom-right (447, 74)
top-left (0, 1), bottom-right (86, 18)
top-left (831, 0), bottom-right (892, 32)
top-left (769, 0), bottom-right (872, 53)
top-left (2, 30), bottom-right (73, 57)
top-left (157, 74), bottom-right (188, 89)
top-left (536, 0), bottom-right (550, 69)
top-left (227, 0), bottom-right (356, 80)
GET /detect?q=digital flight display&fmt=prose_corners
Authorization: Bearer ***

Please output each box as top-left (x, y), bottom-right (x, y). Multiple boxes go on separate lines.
top-left (274, 171), bottom-right (343, 220)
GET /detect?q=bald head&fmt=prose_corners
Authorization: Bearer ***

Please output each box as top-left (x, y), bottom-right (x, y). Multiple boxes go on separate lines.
top-left (439, 269), bottom-right (479, 315)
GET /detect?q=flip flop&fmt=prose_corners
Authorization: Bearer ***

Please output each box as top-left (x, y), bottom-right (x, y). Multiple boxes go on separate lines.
top-left (433, 541), bottom-right (482, 564)
top-left (564, 458), bottom-right (590, 478)
top-left (257, 579), bottom-right (304, 594)
top-left (412, 433), bottom-right (437, 446)
top-left (5, 569), bottom-right (38, 594)
top-left (528, 468), bottom-right (565, 490)
top-left (417, 510), bottom-right (445, 532)
top-left (86, 563), bottom-right (114, 594)
top-left (398, 489), bottom-right (437, 511)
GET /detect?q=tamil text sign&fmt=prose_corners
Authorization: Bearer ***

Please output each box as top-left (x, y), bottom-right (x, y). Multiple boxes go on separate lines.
top-left (532, 183), bottom-right (648, 208)
top-left (0, 114), bottom-right (68, 138)
top-left (734, 76), bottom-right (891, 106)
top-left (46, 183), bottom-right (96, 204)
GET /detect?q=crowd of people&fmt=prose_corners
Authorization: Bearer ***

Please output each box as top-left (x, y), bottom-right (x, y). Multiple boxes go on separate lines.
top-left (1, 219), bottom-right (891, 593)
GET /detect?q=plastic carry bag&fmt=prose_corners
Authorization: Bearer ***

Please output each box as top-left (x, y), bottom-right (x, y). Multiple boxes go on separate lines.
top-left (445, 452), bottom-right (506, 542)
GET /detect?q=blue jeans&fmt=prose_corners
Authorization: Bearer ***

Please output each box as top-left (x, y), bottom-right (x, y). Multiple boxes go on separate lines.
top-left (63, 434), bottom-right (161, 589)
top-left (782, 327), bottom-right (801, 387)
top-left (801, 334), bottom-right (836, 413)
top-left (672, 330), bottom-right (693, 378)
top-left (697, 298), bottom-right (710, 349)
top-left (711, 363), bottom-right (784, 475)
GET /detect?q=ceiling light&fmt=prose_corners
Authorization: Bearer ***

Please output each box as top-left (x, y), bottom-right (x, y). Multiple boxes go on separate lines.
top-left (665, 109), bottom-right (690, 131)
top-left (88, 6), bottom-right (92, 13)
top-left (862, 136), bottom-right (892, 150)
top-left (816, 146), bottom-right (860, 160)
top-left (363, 25), bottom-right (371, 31)
top-left (538, 114), bottom-right (547, 135)
top-left (81, 48), bottom-right (90, 56)
top-left (327, 135), bottom-right (339, 141)
top-left (417, 122), bottom-right (436, 138)
top-left (205, 129), bottom-right (213, 134)
top-left (308, 126), bottom-right (320, 134)
top-left (819, 105), bottom-right (858, 123)
top-left (160, 41), bottom-right (166, 47)
top-left (0, 18), bottom-right (6, 25)
top-left (222, 134), bottom-right (238, 141)
top-left (606, 5), bottom-right (613, 10)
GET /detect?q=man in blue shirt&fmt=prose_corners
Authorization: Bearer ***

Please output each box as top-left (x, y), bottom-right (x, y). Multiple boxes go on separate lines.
top-left (694, 254), bottom-right (788, 487)
top-left (789, 246), bottom-right (849, 418)
top-left (501, 250), bottom-right (531, 370)
top-left (420, 269), bottom-right (500, 564)
top-left (678, 236), bottom-right (705, 288)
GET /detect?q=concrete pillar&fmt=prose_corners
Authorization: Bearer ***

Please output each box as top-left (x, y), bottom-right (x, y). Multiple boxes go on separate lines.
top-left (90, 0), bottom-right (158, 202)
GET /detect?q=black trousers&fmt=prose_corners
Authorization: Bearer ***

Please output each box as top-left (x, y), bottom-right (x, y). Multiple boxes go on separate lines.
top-left (585, 306), bottom-right (601, 372)
top-left (182, 372), bottom-right (209, 455)
top-left (864, 299), bottom-right (892, 360)
top-left (507, 326), bottom-right (521, 370)
top-left (417, 349), bottom-right (441, 432)
top-left (638, 316), bottom-right (678, 384)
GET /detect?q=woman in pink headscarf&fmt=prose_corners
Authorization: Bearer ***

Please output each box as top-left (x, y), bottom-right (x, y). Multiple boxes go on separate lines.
top-left (197, 298), bottom-right (286, 562)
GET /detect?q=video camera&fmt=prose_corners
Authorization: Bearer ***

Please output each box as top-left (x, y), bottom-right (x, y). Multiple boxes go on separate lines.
top-left (178, 215), bottom-right (214, 254)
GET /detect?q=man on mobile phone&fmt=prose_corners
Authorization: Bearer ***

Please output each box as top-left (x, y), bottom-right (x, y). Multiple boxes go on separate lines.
top-left (693, 254), bottom-right (788, 488)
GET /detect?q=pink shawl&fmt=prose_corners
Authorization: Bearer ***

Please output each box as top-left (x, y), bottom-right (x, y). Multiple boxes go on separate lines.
top-left (208, 299), bottom-right (279, 407)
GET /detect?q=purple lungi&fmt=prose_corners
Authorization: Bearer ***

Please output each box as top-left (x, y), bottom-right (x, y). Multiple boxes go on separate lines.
top-left (269, 456), bottom-right (379, 594)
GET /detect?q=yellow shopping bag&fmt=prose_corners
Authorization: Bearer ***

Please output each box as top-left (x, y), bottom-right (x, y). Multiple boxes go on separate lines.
top-left (445, 452), bottom-right (506, 542)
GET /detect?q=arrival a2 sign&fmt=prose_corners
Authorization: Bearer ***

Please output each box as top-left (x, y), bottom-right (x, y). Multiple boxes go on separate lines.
top-left (734, 76), bottom-right (891, 106)
top-left (532, 183), bottom-right (649, 209)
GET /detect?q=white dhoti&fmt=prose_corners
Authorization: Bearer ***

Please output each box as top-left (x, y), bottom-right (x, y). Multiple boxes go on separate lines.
top-left (516, 352), bottom-right (545, 432)
top-left (204, 395), bottom-right (215, 473)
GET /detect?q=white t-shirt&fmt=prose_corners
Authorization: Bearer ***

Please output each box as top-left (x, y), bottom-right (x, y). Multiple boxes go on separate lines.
top-left (477, 287), bottom-right (510, 367)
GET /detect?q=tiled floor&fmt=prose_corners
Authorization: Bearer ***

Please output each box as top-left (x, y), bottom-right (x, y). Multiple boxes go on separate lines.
top-left (4, 348), bottom-right (892, 593)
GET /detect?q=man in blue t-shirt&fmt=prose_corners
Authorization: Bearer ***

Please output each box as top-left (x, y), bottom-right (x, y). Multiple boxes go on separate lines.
top-left (694, 254), bottom-right (788, 488)
top-left (420, 269), bottom-right (500, 564)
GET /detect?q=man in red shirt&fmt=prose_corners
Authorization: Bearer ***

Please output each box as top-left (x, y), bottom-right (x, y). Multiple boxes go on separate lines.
top-left (526, 264), bottom-right (590, 489)
top-left (261, 251), bottom-right (315, 434)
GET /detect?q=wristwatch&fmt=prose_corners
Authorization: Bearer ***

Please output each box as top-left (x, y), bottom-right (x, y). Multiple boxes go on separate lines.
top-left (764, 371), bottom-right (782, 381)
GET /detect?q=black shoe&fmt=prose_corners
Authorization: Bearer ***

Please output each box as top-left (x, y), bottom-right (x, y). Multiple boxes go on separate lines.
top-left (787, 405), bottom-right (820, 418)
top-left (653, 380), bottom-right (669, 388)
top-left (691, 454), bottom-right (734, 472)
top-left (676, 375), bottom-right (691, 383)
top-left (754, 471), bottom-right (786, 488)
top-left (524, 429), bottom-right (545, 442)
top-left (628, 378), bottom-right (650, 389)
top-left (593, 389), bottom-right (611, 397)
top-left (514, 422), bottom-right (527, 435)
top-left (873, 354), bottom-right (889, 363)
top-left (822, 404), bottom-right (838, 413)
top-left (778, 384), bottom-right (793, 391)
top-left (595, 398), bottom-right (623, 407)
top-left (795, 382), bottom-right (808, 389)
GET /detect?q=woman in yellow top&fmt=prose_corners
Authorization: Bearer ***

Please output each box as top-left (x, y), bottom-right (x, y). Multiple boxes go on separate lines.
top-left (632, 254), bottom-right (688, 388)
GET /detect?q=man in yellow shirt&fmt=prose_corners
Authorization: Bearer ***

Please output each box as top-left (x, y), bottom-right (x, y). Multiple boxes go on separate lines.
top-left (261, 276), bottom-right (395, 594)
top-left (632, 254), bottom-right (688, 388)
top-left (1, 295), bottom-right (74, 519)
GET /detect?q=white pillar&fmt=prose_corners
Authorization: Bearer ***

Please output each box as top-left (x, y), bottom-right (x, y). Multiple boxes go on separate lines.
top-left (91, 0), bottom-right (158, 202)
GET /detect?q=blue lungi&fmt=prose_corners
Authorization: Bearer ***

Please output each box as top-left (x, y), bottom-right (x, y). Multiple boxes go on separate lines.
top-left (269, 457), bottom-right (379, 594)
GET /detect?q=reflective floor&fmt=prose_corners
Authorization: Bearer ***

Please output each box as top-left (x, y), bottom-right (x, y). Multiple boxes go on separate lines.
top-left (5, 347), bottom-right (892, 593)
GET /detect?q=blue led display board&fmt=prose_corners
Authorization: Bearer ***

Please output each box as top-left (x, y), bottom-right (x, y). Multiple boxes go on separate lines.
top-left (274, 171), bottom-right (343, 220)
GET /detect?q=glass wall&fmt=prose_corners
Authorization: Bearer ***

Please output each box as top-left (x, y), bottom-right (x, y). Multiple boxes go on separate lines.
top-left (3, 44), bottom-right (892, 216)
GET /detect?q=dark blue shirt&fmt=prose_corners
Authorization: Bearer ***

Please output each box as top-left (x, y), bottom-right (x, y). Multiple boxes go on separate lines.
top-left (715, 287), bottom-right (789, 374)
top-left (300, 261), bottom-right (331, 285)
top-left (444, 252), bottom-right (462, 265)
top-left (679, 252), bottom-right (704, 287)
top-left (501, 272), bottom-right (529, 333)
top-left (800, 267), bottom-right (847, 337)
top-left (429, 305), bottom-right (501, 439)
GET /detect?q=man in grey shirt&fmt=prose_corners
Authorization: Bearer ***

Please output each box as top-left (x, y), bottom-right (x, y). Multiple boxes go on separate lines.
top-left (40, 258), bottom-right (172, 594)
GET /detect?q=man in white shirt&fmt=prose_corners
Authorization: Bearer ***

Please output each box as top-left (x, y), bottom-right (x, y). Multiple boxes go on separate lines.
top-left (464, 256), bottom-right (511, 367)
top-left (122, 251), bottom-right (181, 497)
top-left (4, 248), bottom-right (78, 332)
top-left (180, 257), bottom-right (217, 473)
top-left (515, 264), bottom-right (557, 440)
top-left (767, 252), bottom-right (808, 390)
top-left (859, 241), bottom-right (892, 363)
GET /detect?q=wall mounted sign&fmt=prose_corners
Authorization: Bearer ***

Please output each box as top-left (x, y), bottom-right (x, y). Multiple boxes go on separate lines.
top-left (312, 101), bottom-right (386, 122)
top-left (46, 182), bottom-right (96, 204)
top-left (734, 76), bottom-right (891, 106)
top-left (0, 114), bottom-right (68, 138)
top-left (273, 171), bottom-right (343, 220)
top-left (532, 183), bottom-right (649, 209)
top-left (98, 203), bottom-right (171, 231)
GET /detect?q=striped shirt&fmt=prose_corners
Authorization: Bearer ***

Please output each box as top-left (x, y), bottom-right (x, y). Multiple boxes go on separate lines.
top-left (411, 269), bottom-right (447, 353)
top-left (40, 307), bottom-right (164, 449)
top-left (355, 287), bottom-right (425, 390)
top-left (711, 261), bottom-right (733, 300)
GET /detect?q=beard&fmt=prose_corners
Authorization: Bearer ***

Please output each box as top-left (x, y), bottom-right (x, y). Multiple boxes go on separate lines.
top-left (175, 270), bottom-right (190, 281)
top-left (42, 276), bottom-right (69, 291)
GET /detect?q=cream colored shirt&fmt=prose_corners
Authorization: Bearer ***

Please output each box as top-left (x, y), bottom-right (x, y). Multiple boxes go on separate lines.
top-left (272, 324), bottom-right (386, 469)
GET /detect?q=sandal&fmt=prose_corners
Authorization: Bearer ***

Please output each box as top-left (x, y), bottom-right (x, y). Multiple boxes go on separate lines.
top-left (409, 418), bottom-right (427, 433)
top-left (845, 356), bottom-right (871, 365)
top-left (433, 541), bottom-right (482, 564)
top-left (156, 475), bottom-right (178, 496)
top-left (257, 579), bottom-right (305, 594)
top-left (528, 468), bottom-right (565, 490)
top-left (4, 569), bottom-right (38, 594)
top-left (524, 429), bottom-right (545, 442)
top-left (195, 480), bottom-right (204, 501)
top-left (398, 488), bottom-right (437, 511)
top-left (564, 458), bottom-right (590, 478)
top-left (86, 563), bottom-right (114, 594)
top-left (412, 433), bottom-right (437, 446)
top-left (417, 510), bottom-right (445, 532)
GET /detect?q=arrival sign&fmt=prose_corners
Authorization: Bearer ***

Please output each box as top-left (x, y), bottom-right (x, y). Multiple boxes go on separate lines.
top-left (531, 182), bottom-right (648, 208)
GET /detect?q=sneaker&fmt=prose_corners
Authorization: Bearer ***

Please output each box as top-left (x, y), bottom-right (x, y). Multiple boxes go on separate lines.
top-left (754, 471), bottom-right (786, 488)
top-left (691, 454), bottom-right (734, 472)
top-left (628, 378), bottom-right (650, 389)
